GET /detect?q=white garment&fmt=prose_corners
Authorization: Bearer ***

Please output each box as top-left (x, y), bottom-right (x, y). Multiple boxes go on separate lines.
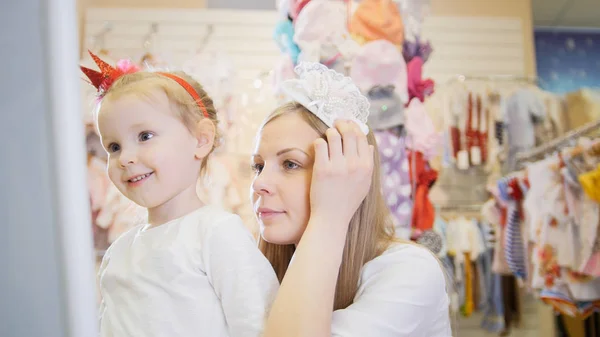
top-left (98, 206), bottom-right (279, 337)
top-left (331, 244), bottom-right (452, 337)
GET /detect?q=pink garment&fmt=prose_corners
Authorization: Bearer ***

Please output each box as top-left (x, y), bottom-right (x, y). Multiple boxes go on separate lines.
top-left (289, 0), bottom-right (311, 20)
top-left (350, 40), bottom-right (409, 103)
top-left (294, 1), bottom-right (358, 64)
top-left (407, 57), bottom-right (434, 102)
top-left (404, 98), bottom-right (441, 160)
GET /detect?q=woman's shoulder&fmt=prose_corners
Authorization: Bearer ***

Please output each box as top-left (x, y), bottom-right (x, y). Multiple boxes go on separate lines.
top-left (357, 242), bottom-right (448, 303)
top-left (363, 241), bottom-right (444, 274)
top-left (331, 242), bottom-right (452, 336)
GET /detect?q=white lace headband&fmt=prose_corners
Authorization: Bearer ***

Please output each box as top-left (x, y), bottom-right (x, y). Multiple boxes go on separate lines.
top-left (280, 62), bottom-right (371, 134)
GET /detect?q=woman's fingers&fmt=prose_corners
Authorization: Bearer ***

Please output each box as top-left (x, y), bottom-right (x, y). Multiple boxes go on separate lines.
top-left (335, 120), bottom-right (359, 159)
top-left (313, 138), bottom-right (329, 166)
top-left (325, 127), bottom-right (343, 164)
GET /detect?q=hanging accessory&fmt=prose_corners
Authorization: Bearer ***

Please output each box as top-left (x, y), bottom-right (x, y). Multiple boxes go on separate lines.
top-left (457, 93), bottom-right (471, 170)
top-left (470, 94), bottom-right (482, 166)
top-left (80, 50), bottom-right (209, 118)
top-left (280, 62), bottom-right (371, 134)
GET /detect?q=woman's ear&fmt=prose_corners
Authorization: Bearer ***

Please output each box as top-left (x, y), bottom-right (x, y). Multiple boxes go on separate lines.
top-left (193, 119), bottom-right (216, 159)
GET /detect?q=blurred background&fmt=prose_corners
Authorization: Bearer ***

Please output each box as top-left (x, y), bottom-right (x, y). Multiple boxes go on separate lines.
top-left (2, 0), bottom-right (600, 336)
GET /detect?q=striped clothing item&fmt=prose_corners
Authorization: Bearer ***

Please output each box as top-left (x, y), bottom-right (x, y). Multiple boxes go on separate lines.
top-left (498, 176), bottom-right (528, 280)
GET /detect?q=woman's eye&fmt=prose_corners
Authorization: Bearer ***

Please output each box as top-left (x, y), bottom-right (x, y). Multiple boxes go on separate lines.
top-left (139, 132), bottom-right (154, 142)
top-left (283, 160), bottom-right (299, 170)
top-left (251, 163), bottom-right (264, 173)
top-left (108, 143), bottom-right (120, 153)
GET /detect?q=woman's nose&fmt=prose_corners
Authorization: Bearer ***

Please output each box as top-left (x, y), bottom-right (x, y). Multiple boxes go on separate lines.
top-left (251, 169), bottom-right (274, 196)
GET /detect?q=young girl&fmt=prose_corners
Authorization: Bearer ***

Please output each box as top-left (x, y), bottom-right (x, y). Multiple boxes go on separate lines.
top-left (251, 62), bottom-right (452, 336)
top-left (81, 52), bottom-right (279, 337)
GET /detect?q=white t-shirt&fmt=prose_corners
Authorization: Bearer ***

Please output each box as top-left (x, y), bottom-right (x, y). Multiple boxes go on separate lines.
top-left (331, 244), bottom-right (452, 337)
top-left (98, 206), bottom-right (279, 337)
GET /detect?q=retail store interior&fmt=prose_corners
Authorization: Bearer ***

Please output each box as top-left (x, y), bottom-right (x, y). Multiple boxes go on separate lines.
top-left (3, 0), bottom-right (600, 336)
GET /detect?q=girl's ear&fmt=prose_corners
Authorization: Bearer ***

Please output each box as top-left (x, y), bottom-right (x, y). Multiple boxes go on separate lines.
top-left (193, 119), bottom-right (216, 159)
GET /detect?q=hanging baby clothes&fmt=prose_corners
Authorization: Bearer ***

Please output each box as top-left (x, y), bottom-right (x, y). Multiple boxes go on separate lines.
top-left (564, 146), bottom-right (600, 277)
top-left (405, 98), bottom-right (441, 160)
top-left (350, 39), bottom-right (409, 105)
top-left (349, 0), bottom-right (405, 47)
top-left (402, 36), bottom-right (433, 64)
top-left (521, 147), bottom-right (600, 318)
top-left (503, 88), bottom-right (546, 171)
top-left (407, 57), bottom-right (434, 103)
top-left (273, 18), bottom-right (301, 64)
top-left (294, 0), bottom-right (359, 72)
top-left (351, 40), bottom-right (412, 238)
top-left (289, 0), bottom-right (311, 20)
top-left (374, 130), bottom-right (412, 239)
top-left (408, 151), bottom-right (437, 233)
top-left (404, 98), bottom-right (440, 233)
top-left (498, 176), bottom-right (528, 280)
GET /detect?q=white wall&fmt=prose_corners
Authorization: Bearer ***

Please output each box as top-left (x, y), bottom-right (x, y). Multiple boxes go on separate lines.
top-left (83, 7), bottom-right (529, 87)
top-left (82, 7), bottom-right (531, 156)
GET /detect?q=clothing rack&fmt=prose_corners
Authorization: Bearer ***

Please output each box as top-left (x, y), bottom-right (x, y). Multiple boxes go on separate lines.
top-left (437, 204), bottom-right (483, 216)
top-left (438, 204), bottom-right (483, 212)
top-left (515, 118), bottom-right (600, 163)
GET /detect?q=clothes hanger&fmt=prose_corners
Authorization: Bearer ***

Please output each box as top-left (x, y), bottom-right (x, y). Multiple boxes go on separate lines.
top-left (140, 23), bottom-right (160, 68)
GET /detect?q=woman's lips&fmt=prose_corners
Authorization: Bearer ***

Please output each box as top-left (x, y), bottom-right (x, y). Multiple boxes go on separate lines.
top-left (257, 207), bottom-right (285, 220)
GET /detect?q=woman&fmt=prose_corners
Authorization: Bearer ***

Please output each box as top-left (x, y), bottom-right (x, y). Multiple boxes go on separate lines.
top-left (250, 63), bottom-right (451, 337)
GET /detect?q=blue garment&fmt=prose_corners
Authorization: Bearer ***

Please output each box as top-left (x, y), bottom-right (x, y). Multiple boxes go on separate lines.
top-left (273, 19), bottom-right (300, 64)
top-left (476, 250), bottom-right (492, 311)
top-left (503, 88), bottom-right (545, 170)
top-left (434, 214), bottom-right (449, 257)
top-left (481, 272), bottom-right (506, 333)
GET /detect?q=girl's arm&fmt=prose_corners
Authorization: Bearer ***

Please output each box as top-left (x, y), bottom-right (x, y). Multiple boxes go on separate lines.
top-left (264, 121), bottom-right (374, 337)
top-left (203, 215), bottom-right (279, 337)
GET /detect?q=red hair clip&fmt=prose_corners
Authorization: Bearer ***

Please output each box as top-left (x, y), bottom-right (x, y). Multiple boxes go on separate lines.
top-left (80, 50), bottom-right (141, 97)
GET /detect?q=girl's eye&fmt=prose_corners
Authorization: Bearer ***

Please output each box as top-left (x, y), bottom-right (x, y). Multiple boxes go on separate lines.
top-left (139, 132), bottom-right (154, 142)
top-left (251, 163), bottom-right (264, 173)
top-left (283, 160), bottom-right (299, 170)
top-left (108, 143), bottom-right (120, 153)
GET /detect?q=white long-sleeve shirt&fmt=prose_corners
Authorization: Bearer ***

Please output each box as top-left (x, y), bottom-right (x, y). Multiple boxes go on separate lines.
top-left (98, 206), bottom-right (279, 337)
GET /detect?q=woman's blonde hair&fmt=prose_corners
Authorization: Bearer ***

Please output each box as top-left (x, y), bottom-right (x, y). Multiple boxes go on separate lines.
top-left (258, 102), bottom-right (398, 310)
top-left (98, 71), bottom-right (220, 173)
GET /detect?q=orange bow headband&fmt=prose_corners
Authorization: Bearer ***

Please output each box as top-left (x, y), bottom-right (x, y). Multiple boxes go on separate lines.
top-left (80, 51), bottom-right (209, 118)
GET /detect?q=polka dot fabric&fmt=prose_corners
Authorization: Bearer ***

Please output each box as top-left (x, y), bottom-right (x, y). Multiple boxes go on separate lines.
top-left (374, 130), bottom-right (412, 239)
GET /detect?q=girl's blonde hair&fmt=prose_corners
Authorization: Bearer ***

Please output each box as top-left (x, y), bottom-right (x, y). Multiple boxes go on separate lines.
top-left (99, 71), bottom-right (220, 173)
top-left (258, 102), bottom-right (398, 310)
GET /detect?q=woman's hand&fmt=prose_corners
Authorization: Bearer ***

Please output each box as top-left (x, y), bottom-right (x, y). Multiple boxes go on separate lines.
top-left (309, 120), bottom-right (375, 229)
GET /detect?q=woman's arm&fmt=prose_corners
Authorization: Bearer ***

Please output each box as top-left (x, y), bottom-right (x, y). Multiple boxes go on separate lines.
top-left (263, 217), bottom-right (348, 337)
top-left (263, 121), bottom-right (374, 337)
